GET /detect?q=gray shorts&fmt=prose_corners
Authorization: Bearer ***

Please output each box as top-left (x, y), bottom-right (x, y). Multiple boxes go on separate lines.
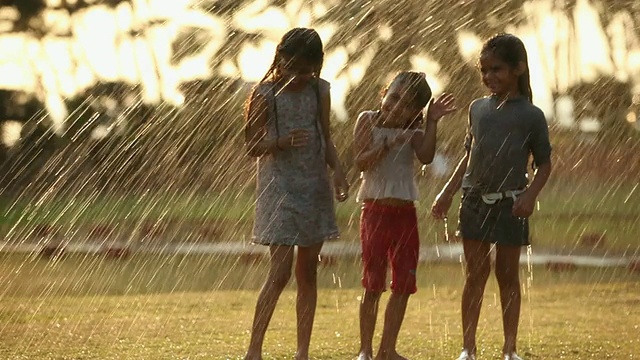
top-left (456, 191), bottom-right (530, 247)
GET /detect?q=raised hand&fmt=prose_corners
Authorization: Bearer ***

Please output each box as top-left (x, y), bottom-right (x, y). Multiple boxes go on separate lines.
top-left (426, 93), bottom-right (457, 122)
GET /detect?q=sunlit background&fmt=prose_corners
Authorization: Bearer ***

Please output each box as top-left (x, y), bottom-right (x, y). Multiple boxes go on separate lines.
top-left (0, 2), bottom-right (638, 358)
top-left (0, 0), bottom-right (638, 228)
top-left (1, 0), bottom-right (639, 135)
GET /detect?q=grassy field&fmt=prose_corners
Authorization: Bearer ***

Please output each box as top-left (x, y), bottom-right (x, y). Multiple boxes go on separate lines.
top-left (0, 252), bottom-right (638, 359)
top-left (0, 178), bottom-right (638, 358)
top-left (1, 179), bottom-right (639, 254)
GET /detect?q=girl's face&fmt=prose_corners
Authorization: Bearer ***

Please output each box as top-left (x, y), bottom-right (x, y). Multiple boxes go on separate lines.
top-left (380, 81), bottom-right (423, 127)
top-left (479, 52), bottom-right (522, 98)
top-left (276, 56), bottom-right (315, 90)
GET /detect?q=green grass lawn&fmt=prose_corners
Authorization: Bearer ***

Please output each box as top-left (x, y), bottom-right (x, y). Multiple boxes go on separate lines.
top-left (0, 253), bottom-right (638, 359)
top-left (1, 179), bottom-right (639, 254)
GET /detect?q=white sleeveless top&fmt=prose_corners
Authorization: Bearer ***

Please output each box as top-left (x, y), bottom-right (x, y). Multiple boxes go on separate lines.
top-left (356, 126), bottom-right (422, 202)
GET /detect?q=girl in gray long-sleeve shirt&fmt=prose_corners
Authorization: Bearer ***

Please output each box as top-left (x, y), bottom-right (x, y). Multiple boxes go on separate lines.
top-left (431, 33), bottom-right (552, 360)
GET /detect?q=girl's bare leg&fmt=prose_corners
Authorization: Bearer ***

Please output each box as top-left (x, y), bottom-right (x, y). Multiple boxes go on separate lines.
top-left (461, 239), bottom-right (492, 355)
top-left (375, 292), bottom-right (410, 360)
top-left (245, 246), bottom-right (295, 360)
top-left (358, 290), bottom-right (382, 360)
top-left (495, 245), bottom-right (522, 355)
top-left (294, 242), bottom-right (323, 360)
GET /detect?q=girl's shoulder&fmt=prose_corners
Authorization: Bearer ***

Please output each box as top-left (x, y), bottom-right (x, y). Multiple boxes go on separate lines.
top-left (312, 78), bottom-right (331, 98)
top-left (356, 110), bottom-right (378, 124)
top-left (252, 81), bottom-right (276, 98)
top-left (469, 96), bottom-right (546, 124)
top-left (469, 96), bottom-right (493, 110)
top-left (504, 97), bottom-right (546, 120)
top-left (354, 110), bottom-right (378, 132)
top-left (317, 77), bottom-right (330, 91)
top-left (522, 101), bottom-right (545, 117)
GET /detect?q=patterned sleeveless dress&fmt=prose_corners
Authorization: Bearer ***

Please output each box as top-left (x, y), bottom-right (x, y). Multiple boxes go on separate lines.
top-left (251, 79), bottom-right (339, 247)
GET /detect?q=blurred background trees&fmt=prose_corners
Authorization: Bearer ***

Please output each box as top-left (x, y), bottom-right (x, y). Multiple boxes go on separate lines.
top-left (0, 0), bottom-right (638, 196)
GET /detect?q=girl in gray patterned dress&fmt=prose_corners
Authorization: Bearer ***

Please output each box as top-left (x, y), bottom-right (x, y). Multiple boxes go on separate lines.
top-left (243, 28), bottom-right (349, 360)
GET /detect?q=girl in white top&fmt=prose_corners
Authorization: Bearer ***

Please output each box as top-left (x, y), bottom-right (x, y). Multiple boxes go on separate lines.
top-left (354, 71), bottom-right (456, 360)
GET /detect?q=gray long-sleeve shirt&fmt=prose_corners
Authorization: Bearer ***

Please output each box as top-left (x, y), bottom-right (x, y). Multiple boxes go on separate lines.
top-left (462, 95), bottom-right (552, 193)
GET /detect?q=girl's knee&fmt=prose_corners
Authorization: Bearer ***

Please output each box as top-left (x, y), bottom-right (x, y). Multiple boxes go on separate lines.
top-left (269, 268), bottom-right (292, 289)
top-left (295, 265), bottom-right (318, 287)
top-left (466, 261), bottom-right (491, 283)
top-left (363, 290), bottom-right (383, 302)
top-left (495, 267), bottom-right (519, 288)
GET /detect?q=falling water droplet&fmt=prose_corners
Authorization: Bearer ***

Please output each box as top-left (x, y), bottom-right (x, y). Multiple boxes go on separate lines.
top-left (443, 216), bottom-right (449, 242)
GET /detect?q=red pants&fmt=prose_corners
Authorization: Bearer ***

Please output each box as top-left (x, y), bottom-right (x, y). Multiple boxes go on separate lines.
top-left (360, 201), bottom-right (419, 294)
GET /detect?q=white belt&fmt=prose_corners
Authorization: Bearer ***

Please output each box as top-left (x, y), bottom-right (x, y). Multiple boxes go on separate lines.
top-left (481, 189), bottom-right (525, 205)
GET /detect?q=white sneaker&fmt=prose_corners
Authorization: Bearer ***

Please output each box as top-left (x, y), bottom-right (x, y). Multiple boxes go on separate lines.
top-left (504, 353), bottom-right (524, 360)
top-left (456, 349), bottom-right (476, 360)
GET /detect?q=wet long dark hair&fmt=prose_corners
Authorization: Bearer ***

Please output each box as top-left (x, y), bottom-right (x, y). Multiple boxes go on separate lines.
top-left (259, 27), bottom-right (324, 84)
top-left (381, 71), bottom-right (432, 129)
top-left (481, 33), bottom-right (533, 102)
top-left (244, 28), bottom-right (325, 149)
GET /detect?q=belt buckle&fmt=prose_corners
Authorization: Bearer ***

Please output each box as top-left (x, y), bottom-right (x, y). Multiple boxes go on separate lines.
top-left (481, 189), bottom-right (523, 205)
top-left (507, 189), bottom-right (524, 201)
top-left (481, 193), bottom-right (501, 205)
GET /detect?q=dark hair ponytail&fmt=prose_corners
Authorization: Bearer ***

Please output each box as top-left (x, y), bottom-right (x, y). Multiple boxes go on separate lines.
top-left (481, 33), bottom-right (533, 102)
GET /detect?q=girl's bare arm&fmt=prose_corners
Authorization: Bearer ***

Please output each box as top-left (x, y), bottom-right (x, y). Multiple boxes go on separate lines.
top-left (318, 80), bottom-right (349, 200)
top-left (412, 93), bottom-right (457, 164)
top-left (431, 151), bottom-right (469, 219)
top-left (524, 161), bottom-right (552, 198)
top-left (353, 112), bottom-right (391, 171)
top-left (441, 152), bottom-right (469, 198)
top-left (245, 93), bottom-right (280, 157)
top-left (411, 118), bottom-right (438, 164)
top-left (318, 81), bottom-right (343, 173)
